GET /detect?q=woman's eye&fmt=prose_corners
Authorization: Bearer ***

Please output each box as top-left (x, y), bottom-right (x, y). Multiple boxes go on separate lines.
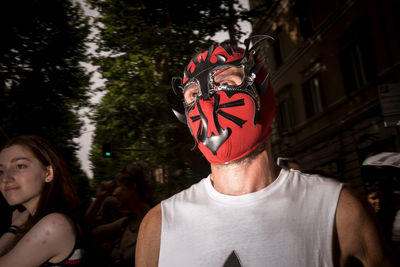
top-left (16, 164), bottom-right (27, 170)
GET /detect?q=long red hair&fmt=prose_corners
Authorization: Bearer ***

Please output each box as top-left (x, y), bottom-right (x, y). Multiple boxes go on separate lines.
top-left (2, 135), bottom-right (79, 234)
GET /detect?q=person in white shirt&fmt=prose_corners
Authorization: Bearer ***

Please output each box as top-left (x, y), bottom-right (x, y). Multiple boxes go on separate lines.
top-left (136, 36), bottom-right (394, 266)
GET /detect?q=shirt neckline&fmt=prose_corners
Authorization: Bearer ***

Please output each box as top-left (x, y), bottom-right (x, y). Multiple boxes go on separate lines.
top-left (204, 168), bottom-right (288, 205)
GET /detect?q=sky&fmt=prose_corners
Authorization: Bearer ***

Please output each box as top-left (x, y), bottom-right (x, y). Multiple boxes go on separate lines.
top-left (75, 0), bottom-right (251, 178)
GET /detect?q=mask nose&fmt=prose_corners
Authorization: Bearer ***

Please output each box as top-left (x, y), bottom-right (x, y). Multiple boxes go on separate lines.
top-left (198, 78), bottom-right (211, 100)
top-left (195, 95), bottom-right (230, 155)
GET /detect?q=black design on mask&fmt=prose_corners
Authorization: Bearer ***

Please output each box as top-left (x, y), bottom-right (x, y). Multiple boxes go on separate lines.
top-left (192, 99), bottom-right (246, 127)
top-left (196, 95), bottom-right (230, 155)
top-left (217, 98), bottom-right (247, 128)
top-left (193, 95), bottom-right (247, 154)
top-left (190, 115), bottom-right (201, 122)
top-left (218, 110), bottom-right (246, 128)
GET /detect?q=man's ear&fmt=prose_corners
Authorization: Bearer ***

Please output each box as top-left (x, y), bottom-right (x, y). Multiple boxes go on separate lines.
top-left (45, 166), bottom-right (54, 183)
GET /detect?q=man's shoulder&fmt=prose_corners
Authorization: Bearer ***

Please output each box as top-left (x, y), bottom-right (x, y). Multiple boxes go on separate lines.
top-left (137, 204), bottom-right (162, 249)
top-left (141, 204), bottom-right (162, 231)
top-left (162, 176), bottom-right (209, 204)
top-left (136, 204), bottom-right (162, 266)
top-left (280, 168), bottom-right (343, 192)
top-left (137, 176), bottom-right (207, 256)
top-left (289, 169), bottom-right (343, 187)
top-left (336, 186), bottom-right (377, 231)
top-left (335, 186), bottom-right (395, 265)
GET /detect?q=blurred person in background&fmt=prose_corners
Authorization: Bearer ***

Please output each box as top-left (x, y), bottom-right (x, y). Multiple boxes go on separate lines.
top-left (84, 179), bottom-right (120, 227)
top-left (86, 161), bottom-right (154, 267)
top-left (390, 175), bottom-right (400, 263)
top-left (366, 184), bottom-right (382, 213)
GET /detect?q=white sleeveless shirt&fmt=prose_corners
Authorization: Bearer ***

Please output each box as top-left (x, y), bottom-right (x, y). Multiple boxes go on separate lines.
top-left (159, 168), bottom-right (343, 267)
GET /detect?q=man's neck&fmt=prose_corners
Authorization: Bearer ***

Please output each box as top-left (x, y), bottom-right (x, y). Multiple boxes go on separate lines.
top-left (210, 145), bottom-right (280, 196)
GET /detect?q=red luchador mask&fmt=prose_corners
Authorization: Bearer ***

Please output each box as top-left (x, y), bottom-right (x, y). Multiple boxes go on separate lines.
top-left (172, 36), bottom-right (276, 164)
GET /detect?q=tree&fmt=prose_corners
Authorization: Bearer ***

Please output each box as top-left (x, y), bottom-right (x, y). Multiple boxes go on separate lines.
top-left (0, 0), bottom-right (92, 205)
top-left (87, 0), bottom-right (252, 199)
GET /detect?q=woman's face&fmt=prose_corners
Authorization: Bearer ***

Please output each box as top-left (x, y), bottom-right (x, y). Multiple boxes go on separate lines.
top-left (0, 145), bottom-right (52, 213)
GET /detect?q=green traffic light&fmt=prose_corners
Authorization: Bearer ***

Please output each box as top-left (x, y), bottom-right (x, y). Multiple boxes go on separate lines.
top-left (102, 143), bottom-right (112, 157)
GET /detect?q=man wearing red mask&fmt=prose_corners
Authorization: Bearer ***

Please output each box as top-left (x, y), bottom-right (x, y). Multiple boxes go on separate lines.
top-left (136, 36), bottom-right (394, 266)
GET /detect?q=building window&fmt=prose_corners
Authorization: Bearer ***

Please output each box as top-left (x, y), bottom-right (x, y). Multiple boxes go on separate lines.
top-left (302, 74), bottom-right (325, 118)
top-left (339, 18), bottom-right (376, 92)
top-left (272, 38), bottom-right (283, 68)
top-left (294, 0), bottom-right (313, 39)
top-left (277, 98), bottom-right (292, 134)
top-left (340, 40), bottom-right (375, 92)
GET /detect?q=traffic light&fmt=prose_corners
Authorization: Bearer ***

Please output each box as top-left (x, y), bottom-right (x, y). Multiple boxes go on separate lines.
top-left (102, 143), bottom-right (112, 157)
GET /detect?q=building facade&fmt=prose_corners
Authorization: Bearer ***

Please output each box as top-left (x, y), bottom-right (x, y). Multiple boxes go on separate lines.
top-left (249, 0), bottom-right (400, 190)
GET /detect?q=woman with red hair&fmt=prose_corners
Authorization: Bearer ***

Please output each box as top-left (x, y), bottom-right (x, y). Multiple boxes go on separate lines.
top-left (0, 135), bottom-right (83, 266)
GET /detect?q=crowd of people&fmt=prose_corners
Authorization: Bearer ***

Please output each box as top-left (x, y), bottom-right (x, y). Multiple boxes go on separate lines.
top-left (1, 36), bottom-right (399, 266)
top-left (83, 161), bottom-right (154, 267)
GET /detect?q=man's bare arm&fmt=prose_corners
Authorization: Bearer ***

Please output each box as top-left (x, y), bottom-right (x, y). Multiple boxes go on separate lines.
top-left (136, 204), bottom-right (161, 267)
top-left (335, 187), bottom-right (394, 266)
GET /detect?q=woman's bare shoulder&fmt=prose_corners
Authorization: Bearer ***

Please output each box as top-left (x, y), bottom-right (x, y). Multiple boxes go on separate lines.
top-left (0, 213), bottom-right (76, 267)
top-left (34, 213), bottom-right (76, 237)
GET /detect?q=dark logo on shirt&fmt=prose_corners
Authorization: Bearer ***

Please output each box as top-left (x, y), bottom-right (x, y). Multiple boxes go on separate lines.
top-left (223, 251), bottom-right (242, 267)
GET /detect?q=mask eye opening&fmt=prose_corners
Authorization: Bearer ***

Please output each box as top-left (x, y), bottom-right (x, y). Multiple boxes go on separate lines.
top-left (211, 65), bottom-right (245, 88)
top-left (183, 80), bottom-right (200, 104)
